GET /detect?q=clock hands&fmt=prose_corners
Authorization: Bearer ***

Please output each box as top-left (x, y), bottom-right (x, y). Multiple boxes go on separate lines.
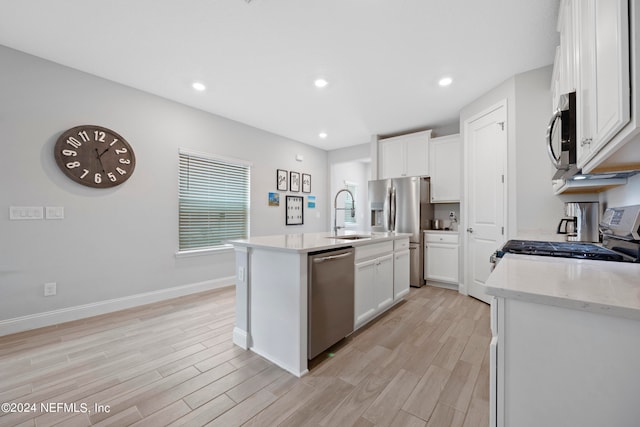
top-left (97, 147), bottom-right (110, 158)
top-left (95, 148), bottom-right (106, 174)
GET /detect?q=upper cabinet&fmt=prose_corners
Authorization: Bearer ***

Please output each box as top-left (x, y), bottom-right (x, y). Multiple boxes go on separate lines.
top-left (429, 134), bottom-right (461, 203)
top-left (553, 0), bottom-right (640, 177)
top-left (378, 130), bottom-right (431, 179)
top-left (575, 0), bottom-right (630, 167)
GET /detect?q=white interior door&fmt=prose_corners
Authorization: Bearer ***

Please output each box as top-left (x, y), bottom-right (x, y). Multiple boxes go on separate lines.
top-left (464, 102), bottom-right (507, 304)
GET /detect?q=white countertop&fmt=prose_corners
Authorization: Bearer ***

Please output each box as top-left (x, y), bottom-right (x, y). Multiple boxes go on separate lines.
top-left (424, 229), bottom-right (459, 234)
top-left (486, 254), bottom-right (640, 320)
top-left (228, 231), bottom-right (410, 253)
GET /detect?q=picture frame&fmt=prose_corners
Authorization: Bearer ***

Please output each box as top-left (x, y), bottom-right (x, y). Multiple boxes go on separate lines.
top-left (302, 173), bottom-right (311, 193)
top-left (286, 195), bottom-right (304, 225)
top-left (290, 171), bottom-right (300, 192)
top-left (268, 192), bottom-right (280, 207)
top-left (277, 169), bottom-right (288, 191)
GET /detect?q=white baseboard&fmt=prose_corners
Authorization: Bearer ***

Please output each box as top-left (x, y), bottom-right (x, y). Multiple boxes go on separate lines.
top-left (0, 277), bottom-right (235, 337)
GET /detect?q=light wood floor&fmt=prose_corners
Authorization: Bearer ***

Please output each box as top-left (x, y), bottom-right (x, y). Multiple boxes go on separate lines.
top-left (0, 285), bottom-right (490, 427)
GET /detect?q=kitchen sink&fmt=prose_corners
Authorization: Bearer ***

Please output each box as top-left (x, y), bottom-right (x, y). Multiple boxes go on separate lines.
top-left (328, 235), bottom-right (372, 240)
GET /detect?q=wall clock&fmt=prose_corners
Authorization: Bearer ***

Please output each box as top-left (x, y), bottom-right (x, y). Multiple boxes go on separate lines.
top-left (54, 125), bottom-right (136, 188)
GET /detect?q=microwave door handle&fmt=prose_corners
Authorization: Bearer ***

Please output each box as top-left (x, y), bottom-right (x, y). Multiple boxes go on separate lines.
top-left (546, 108), bottom-right (562, 168)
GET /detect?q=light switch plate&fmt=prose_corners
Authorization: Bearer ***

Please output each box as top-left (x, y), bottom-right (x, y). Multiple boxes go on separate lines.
top-left (46, 206), bottom-right (64, 219)
top-left (10, 206), bottom-right (44, 220)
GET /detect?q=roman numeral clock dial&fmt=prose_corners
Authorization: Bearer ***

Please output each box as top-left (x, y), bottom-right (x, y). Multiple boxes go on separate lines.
top-left (54, 125), bottom-right (136, 188)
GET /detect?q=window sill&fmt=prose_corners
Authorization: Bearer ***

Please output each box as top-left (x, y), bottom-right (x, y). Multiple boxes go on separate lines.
top-left (175, 245), bottom-right (234, 258)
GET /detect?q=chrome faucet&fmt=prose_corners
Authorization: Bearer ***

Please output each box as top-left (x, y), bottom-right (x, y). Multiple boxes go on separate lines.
top-left (333, 188), bottom-right (355, 235)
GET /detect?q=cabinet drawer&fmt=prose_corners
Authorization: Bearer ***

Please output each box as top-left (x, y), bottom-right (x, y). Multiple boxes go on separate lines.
top-left (394, 238), bottom-right (410, 251)
top-left (355, 241), bottom-right (394, 261)
top-left (424, 232), bottom-right (459, 244)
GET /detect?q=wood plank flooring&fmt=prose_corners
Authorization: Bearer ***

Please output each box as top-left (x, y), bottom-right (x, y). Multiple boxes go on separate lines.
top-left (0, 285), bottom-right (490, 427)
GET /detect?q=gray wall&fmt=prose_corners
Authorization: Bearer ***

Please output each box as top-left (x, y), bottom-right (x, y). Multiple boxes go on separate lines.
top-left (0, 45), bottom-right (328, 324)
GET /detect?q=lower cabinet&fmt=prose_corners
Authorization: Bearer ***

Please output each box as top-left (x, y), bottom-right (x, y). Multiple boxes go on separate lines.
top-left (354, 241), bottom-right (394, 329)
top-left (393, 249), bottom-right (410, 300)
top-left (424, 231), bottom-right (459, 286)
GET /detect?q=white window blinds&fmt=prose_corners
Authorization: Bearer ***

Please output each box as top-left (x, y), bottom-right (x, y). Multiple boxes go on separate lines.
top-left (179, 149), bottom-right (251, 251)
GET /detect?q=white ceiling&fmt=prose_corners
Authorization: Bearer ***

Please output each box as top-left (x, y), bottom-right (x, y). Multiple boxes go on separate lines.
top-left (0, 0), bottom-right (560, 150)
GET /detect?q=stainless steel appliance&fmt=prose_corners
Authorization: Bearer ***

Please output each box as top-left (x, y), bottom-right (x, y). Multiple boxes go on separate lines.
top-left (546, 91), bottom-right (578, 180)
top-left (369, 176), bottom-right (434, 287)
top-left (557, 201), bottom-right (600, 242)
top-left (307, 247), bottom-right (355, 359)
top-left (492, 204), bottom-right (640, 266)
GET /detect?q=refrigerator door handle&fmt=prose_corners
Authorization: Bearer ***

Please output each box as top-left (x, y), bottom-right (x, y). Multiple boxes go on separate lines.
top-left (390, 187), bottom-right (396, 231)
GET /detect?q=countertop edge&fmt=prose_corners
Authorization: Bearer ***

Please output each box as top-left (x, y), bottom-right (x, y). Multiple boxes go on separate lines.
top-left (228, 232), bottom-right (411, 254)
top-left (486, 254), bottom-right (640, 321)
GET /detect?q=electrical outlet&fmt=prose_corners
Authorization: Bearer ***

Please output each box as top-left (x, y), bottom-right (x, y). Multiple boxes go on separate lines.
top-left (449, 211), bottom-right (456, 217)
top-left (44, 282), bottom-right (57, 296)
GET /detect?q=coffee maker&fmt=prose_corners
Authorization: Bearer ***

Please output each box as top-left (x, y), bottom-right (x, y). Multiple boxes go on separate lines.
top-left (557, 202), bottom-right (600, 242)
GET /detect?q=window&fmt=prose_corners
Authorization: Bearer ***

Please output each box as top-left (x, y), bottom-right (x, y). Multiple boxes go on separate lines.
top-left (179, 149), bottom-right (251, 252)
top-left (344, 182), bottom-right (357, 225)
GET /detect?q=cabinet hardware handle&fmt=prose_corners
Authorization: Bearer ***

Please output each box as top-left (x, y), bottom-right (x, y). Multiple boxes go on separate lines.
top-left (467, 227), bottom-right (474, 233)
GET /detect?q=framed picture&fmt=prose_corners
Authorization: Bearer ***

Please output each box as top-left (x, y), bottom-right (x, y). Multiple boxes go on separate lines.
top-left (290, 171), bottom-right (300, 192)
top-left (277, 169), bottom-right (288, 191)
top-left (268, 192), bottom-right (280, 207)
top-left (302, 173), bottom-right (311, 193)
top-left (286, 196), bottom-right (304, 225)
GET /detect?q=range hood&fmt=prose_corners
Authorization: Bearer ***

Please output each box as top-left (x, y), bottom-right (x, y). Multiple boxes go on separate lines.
top-left (552, 169), bottom-right (640, 194)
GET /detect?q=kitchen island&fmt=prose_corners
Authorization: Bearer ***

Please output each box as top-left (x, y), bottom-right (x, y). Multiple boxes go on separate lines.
top-left (228, 231), bottom-right (410, 376)
top-left (485, 254), bottom-right (640, 427)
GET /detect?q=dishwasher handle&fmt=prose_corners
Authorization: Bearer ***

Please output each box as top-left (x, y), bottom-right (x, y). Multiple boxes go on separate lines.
top-left (313, 252), bottom-right (353, 263)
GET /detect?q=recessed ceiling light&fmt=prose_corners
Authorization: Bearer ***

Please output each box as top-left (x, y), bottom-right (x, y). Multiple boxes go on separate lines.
top-left (438, 77), bottom-right (453, 87)
top-left (319, 132), bottom-right (328, 139)
top-left (314, 78), bottom-right (329, 88)
top-left (192, 82), bottom-right (206, 91)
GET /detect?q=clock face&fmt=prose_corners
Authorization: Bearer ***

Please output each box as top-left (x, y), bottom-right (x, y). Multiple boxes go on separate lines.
top-left (54, 125), bottom-right (136, 188)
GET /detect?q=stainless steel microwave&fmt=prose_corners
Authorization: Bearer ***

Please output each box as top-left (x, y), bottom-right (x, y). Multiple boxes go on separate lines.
top-left (546, 91), bottom-right (578, 180)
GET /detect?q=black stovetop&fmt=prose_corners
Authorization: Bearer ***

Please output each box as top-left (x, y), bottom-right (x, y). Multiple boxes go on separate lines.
top-left (497, 240), bottom-right (626, 262)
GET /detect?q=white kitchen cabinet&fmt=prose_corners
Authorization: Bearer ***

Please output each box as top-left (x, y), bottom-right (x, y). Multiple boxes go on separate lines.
top-left (491, 296), bottom-right (640, 427)
top-left (354, 241), bottom-right (394, 329)
top-left (424, 231), bottom-right (459, 287)
top-left (378, 130), bottom-right (431, 179)
top-left (574, 0), bottom-right (630, 167)
top-left (428, 134), bottom-right (461, 203)
top-left (393, 238), bottom-right (410, 300)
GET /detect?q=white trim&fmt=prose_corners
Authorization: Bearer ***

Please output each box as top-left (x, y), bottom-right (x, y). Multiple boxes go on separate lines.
top-left (175, 245), bottom-right (234, 258)
top-left (233, 327), bottom-right (250, 349)
top-left (178, 147), bottom-right (253, 167)
top-left (0, 277), bottom-right (235, 337)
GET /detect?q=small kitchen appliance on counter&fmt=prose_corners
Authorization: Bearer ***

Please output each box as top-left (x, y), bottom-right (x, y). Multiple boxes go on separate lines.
top-left (557, 201), bottom-right (600, 242)
top-left (492, 204), bottom-right (640, 267)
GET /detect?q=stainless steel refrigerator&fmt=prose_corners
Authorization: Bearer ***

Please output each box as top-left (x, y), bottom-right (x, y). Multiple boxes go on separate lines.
top-left (368, 176), bottom-right (434, 287)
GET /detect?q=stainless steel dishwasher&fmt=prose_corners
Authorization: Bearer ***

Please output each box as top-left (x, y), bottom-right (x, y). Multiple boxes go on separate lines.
top-left (307, 246), bottom-right (355, 359)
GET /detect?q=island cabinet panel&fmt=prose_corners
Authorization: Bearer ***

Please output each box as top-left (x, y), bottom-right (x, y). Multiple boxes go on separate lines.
top-left (247, 248), bottom-right (308, 377)
top-left (393, 249), bottom-right (410, 300)
top-left (492, 297), bottom-right (640, 427)
top-left (354, 241), bottom-right (394, 329)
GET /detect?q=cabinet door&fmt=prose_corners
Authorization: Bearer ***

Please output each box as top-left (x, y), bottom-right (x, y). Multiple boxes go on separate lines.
top-left (393, 249), bottom-right (410, 300)
top-left (375, 254), bottom-right (394, 311)
top-left (425, 243), bottom-right (459, 284)
top-left (405, 134), bottom-right (429, 177)
top-left (354, 259), bottom-right (376, 328)
top-left (429, 135), bottom-right (461, 202)
top-left (379, 139), bottom-right (405, 179)
top-left (576, 0), bottom-right (630, 165)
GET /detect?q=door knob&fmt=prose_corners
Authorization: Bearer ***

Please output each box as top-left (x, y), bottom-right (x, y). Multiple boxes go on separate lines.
top-left (466, 227), bottom-right (474, 233)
